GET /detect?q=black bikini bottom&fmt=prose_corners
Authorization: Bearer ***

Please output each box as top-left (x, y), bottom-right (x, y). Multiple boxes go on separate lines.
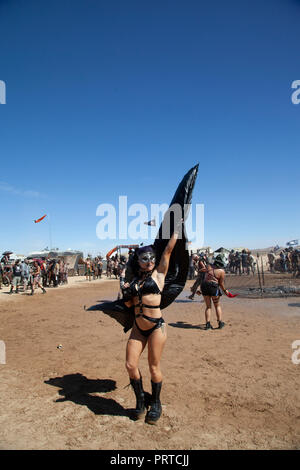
top-left (134, 316), bottom-right (165, 338)
top-left (201, 281), bottom-right (222, 297)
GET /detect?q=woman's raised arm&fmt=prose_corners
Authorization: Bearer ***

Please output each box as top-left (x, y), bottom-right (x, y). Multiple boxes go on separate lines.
top-left (156, 228), bottom-right (181, 276)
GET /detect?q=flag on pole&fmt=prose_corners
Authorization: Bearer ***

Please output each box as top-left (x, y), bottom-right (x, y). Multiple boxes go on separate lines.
top-left (34, 214), bottom-right (47, 223)
top-left (286, 239), bottom-right (299, 246)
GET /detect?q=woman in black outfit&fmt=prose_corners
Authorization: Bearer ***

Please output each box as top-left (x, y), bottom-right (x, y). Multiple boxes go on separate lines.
top-left (199, 254), bottom-right (228, 330)
top-left (123, 230), bottom-right (179, 424)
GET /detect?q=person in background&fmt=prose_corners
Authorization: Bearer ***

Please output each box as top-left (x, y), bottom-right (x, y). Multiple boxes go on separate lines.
top-left (97, 258), bottom-right (103, 279)
top-left (118, 258), bottom-right (127, 300)
top-left (248, 251), bottom-right (256, 275)
top-left (228, 250), bottom-right (235, 273)
top-left (113, 259), bottom-right (119, 279)
top-left (1, 253), bottom-right (12, 285)
top-left (280, 251), bottom-right (287, 272)
top-left (85, 258), bottom-right (92, 281)
top-left (291, 250), bottom-right (300, 278)
top-left (54, 260), bottom-right (59, 286)
top-left (267, 252), bottom-right (275, 273)
top-left (0, 261), bottom-right (3, 289)
top-left (198, 254), bottom-right (228, 330)
top-left (292, 249), bottom-right (299, 278)
top-left (21, 259), bottom-right (30, 292)
top-left (106, 258), bottom-right (112, 278)
top-left (188, 255), bottom-right (204, 300)
top-left (31, 260), bottom-right (46, 295)
top-left (41, 259), bottom-right (48, 287)
top-left (47, 260), bottom-right (56, 287)
top-left (241, 250), bottom-right (249, 275)
top-left (286, 248), bottom-right (293, 273)
top-left (234, 251), bottom-right (242, 275)
top-left (64, 262), bottom-right (69, 284)
top-left (10, 259), bottom-right (22, 294)
top-left (188, 254), bottom-right (196, 280)
top-left (1, 253), bottom-right (10, 266)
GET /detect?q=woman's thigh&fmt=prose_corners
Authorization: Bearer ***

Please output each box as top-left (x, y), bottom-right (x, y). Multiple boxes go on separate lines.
top-left (147, 325), bottom-right (167, 367)
top-left (126, 324), bottom-right (148, 366)
top-left (212, 295), bottom-right (220, 307)
top-left (203, 295), bottom-right (212, 308)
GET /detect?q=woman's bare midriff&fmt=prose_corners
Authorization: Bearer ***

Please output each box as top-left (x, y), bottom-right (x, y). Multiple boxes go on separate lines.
top-left (133, 294), bottom-right (162, 329)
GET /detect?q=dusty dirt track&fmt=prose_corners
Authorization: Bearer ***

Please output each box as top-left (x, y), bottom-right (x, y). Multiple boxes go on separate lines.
top-left (0, 277), bottom-right (300, 450)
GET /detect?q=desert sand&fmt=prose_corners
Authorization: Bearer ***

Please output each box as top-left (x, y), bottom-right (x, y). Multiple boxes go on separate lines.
top-left (0, 276), bottom-right (300, 450)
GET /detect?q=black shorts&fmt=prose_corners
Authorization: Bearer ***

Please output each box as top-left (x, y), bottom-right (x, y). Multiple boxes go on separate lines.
top-left (201, 281), bottom-right (222, 297)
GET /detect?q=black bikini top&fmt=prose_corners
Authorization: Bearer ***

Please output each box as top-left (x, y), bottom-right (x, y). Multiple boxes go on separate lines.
top-left (128, 273), bottom-right (162, 315)
top-left (132, 276), bottom-right (161, 297)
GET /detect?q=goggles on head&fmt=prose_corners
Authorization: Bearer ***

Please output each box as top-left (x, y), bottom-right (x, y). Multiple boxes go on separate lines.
top-left (138, 252), bottom-right (156, 264)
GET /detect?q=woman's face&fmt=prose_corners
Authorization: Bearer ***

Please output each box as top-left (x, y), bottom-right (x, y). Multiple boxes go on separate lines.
top-left (138, 252), bottom-right (156, 271)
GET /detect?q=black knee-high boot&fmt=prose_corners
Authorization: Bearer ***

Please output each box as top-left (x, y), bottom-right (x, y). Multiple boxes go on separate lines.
top-left (130, 377), bottom-right (146, 420)
top-left (145, 380), bottom-right (162, 424)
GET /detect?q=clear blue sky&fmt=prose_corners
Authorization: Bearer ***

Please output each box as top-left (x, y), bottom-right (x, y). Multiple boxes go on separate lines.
top-left (1, 0), bottom-right (300, 256)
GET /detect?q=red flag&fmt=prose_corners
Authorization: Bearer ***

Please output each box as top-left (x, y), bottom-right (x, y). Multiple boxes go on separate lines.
top-left (34, 214), bottom-right (47, 223)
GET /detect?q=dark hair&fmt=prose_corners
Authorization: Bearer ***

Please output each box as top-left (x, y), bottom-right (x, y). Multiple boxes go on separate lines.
top-left (136, 245), bottom-right (156, 256)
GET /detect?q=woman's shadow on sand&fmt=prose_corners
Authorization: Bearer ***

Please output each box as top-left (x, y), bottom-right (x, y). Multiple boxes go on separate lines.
top-left (169, 321), bottom-right (208, 330)
top-left (45, 373), bottom-right (133, 418)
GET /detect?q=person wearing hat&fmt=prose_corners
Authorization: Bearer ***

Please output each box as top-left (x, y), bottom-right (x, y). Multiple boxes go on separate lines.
top-left (198, 254), bottom-right (228, 329)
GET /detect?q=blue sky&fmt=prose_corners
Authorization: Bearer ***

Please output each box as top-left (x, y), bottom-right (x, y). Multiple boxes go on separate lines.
top-left (0, 0), bottom-right (300, 256)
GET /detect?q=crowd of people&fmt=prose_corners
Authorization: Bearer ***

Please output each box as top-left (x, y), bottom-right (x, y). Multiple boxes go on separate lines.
top-left (106, 254), bottom-right (128, 279)
top-left (0, 253), bottom-right (69, 295)
top-left (2, 246), bottom-right (299, 297)
top-left (267, 247), bottom-right (300, 277)
top-left (0, 250), bottom-right (135, 294)
top-left (83, 254), bottom-right (129, 281)
top-left (83, 256), bottom-right (104, 281)
top-left (227, 250), bottom-right (256, 275)
top-left (188, 250), bottom-right (256, 280)
top-left (188, 247), bottom-right (300, 280)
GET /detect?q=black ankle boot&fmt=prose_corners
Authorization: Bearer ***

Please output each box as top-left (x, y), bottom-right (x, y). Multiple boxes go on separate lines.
top-left (130, 377), bottom-right (145, 420)
top-left (145, 381), bottom-right (162, 425)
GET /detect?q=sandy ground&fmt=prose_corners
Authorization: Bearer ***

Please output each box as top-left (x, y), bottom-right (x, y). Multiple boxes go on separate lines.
top-left (0, 276), bottom-right (300, 450)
